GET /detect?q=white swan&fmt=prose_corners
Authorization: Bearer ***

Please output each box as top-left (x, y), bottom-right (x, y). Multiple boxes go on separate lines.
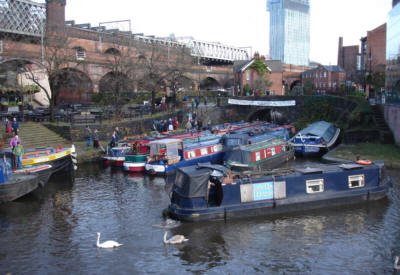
top-left (96, 232), bottom-right (123, 248)
top-left (163, 231), bottom-right (188, 244)
top-left (395, 256), bottom-right (400, 270)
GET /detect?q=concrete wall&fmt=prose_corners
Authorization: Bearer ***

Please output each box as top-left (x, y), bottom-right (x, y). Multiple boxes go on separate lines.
top-left (384, 104), bottom-right (400, 144)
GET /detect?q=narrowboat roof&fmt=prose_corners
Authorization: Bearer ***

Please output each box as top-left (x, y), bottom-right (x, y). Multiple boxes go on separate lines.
top-left (183, 137), bottom-right (221, 150)
top-left (148, 138), bottom-right (181, 145)
top-left (240, 138), bottom-right (285, 152)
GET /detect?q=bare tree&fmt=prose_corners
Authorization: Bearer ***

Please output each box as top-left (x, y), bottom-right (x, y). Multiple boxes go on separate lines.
top-left (137, 42), bottom-right (192, 114)
top-left (23, 27), bottom-right (80, 121)
top-left (100, 32), bottom-right (138, 120)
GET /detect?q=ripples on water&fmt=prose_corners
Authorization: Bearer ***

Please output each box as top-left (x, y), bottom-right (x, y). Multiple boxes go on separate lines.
top-left (0, 163), bottom-right (400, 274)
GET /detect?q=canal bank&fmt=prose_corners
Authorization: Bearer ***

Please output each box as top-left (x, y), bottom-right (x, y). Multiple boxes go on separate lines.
top-left (324, 143), bottom-right (400, 169)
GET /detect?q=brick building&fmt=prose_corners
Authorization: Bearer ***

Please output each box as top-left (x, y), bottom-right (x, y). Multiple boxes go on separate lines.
top-left (365, 23), bottom-right (387, 73)
top-left (302, 65), bottom-right (346, 94)
top-left (233, 55), bottom-right (286, 96)
top-left (337, 37), bottom-right (359, 81)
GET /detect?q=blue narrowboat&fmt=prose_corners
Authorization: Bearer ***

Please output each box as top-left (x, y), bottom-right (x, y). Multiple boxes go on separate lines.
top-left (167, 161), bottom-right (390, 222)
top-left (145, 138), bottom-right (223, 175)
top-left (289, 121), bottom-right (340, 156)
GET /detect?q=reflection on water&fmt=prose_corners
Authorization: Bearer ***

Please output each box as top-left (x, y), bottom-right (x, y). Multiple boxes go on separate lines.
top-left (0, 163), bottom-right (399, 274)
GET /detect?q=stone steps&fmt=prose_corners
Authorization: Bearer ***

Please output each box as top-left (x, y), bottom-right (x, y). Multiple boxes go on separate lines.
top-left (371, 105), bottom-right (394, 144)
top-left (6, 122), bottom-right (71, 149)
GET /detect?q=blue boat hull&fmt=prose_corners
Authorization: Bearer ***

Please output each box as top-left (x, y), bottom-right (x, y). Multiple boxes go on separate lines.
top-left (169, 185), bottom-right (388, 222)
top-left (168, 162), bottom-right (390, 222)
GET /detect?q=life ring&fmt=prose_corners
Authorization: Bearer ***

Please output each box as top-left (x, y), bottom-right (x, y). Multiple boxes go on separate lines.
top-left (356, 159), bottom-right (372, 165)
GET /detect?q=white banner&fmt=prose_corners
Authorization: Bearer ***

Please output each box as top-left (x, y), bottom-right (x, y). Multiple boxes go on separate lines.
top-left (228, 98), bottom-right (296, 107)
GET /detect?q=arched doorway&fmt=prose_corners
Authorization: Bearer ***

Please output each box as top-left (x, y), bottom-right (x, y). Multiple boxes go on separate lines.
top-left (200, 77), bottom-right (222, 91)
top-left (51, 68), bottom-right (93, 104)
top-left (98, 71), bottom-right (133, 114)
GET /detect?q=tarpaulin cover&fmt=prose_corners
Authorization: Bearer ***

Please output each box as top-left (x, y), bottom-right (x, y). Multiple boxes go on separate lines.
top-left (298, 121), bottom-right (336, 142)
top-left (174, 166), bottom-right (212, 198)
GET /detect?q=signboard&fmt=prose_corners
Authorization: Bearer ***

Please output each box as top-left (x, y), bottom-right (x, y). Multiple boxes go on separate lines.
top-left (253, 182), bottom-right (274, 201)
top-left (228, 98), bottom-right (296, 107)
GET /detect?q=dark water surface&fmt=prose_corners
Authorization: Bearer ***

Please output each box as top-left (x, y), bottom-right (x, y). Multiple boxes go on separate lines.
top-left (1, 161), bottom-right (400, 274)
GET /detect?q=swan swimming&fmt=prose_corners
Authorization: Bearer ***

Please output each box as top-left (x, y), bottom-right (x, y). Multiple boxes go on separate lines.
top-left (96, 232), bottom-right (123, 248)
top-left (163, 231), bottom-right (188, 244)
top-left (395, 256), bottom-right (400, 270)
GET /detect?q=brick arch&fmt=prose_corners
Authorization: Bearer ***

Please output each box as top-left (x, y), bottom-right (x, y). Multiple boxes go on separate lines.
top-left (53, 68), bottom-right (94, 104)
top-left (200, 76), bottom-right (222, 91)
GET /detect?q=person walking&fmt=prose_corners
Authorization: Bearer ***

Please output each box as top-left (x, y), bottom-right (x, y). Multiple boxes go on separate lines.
top-left (191, 98), bottom-right (195, 111)
top-left (11, 117), bottom-right (19, 135)
top-left (173, 117), bottom-right (179, 130)
top-left (85, 125), bottom-right (92, 148)
top-left (93, 129), bottom-right (99, 149)
top-left (185, 120), bottom-right (192, 133)
top-left (12, 141), bottom-right (24, 169)
top-left (10, 134), bottom-right (20, 169)
top-left (5, 119), bottom-right (12, 137)
top-left (110, 131), bottom-right (117, 148)
top-left (115, 127), bottom-right (120, 143)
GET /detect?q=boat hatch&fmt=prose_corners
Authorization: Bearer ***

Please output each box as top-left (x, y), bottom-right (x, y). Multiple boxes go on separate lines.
top-left (297, 167), bottom-right (323, 174)
top-left (339, 163), bottom-right (364, 170)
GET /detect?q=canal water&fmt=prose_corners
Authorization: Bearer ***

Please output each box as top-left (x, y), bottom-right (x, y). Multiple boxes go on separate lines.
top-left (0, 161), bottom-right (400, 274)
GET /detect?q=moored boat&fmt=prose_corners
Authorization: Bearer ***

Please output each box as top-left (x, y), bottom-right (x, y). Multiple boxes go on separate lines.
top-left (0, 158), bottom-right (40, 203)
top-left (22, 145), bottom-right (77, 178)
top-left (225, 138), bottom-right (294, 171)
top-left (289, 121), bottom-right (340, 156)
top-left (167, 161), bottom-right (390, 222)
top-left (145, 137), bottom-right (223, 175)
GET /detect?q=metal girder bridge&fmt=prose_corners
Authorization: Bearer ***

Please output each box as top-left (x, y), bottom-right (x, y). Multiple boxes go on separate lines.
top-left (177, 37), bottom-right (250, 62)
top-left (0, 0), bottom-right (46, 37)
top-left (134, 35), bottom-right (250, 63)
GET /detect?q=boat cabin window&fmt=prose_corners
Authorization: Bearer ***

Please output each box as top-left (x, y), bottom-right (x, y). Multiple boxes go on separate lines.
top-left (348, 175), bottom-right (365, 188)
top-left (255, 151), bottom-right (261, 161)
top-left (187, 151), bottom-right (196, 159)
top-left (167, 143), bottom-right (179, 157)
top-left (306, 179), bottom-right (324, 193)
top-left (225, 138), bottom-right (240, 147)
top-left (200, 148), bottom-right (208, 156)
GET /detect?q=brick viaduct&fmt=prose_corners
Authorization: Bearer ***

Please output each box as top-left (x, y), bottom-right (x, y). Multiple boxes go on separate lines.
top-left (0, 0), bottom-right (302, 105)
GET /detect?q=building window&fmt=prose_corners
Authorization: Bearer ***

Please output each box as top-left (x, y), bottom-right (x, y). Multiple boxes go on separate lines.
top-left (74, 47), bottom-right (86, 61)
top-left (246, 71), bottom-right (250, 81)
top-left (324, 72), bottom-right (327, 78)
top-left (348, 175), bottom-right (365, 188)
top-left (306, 179), bottom-right (324, 193)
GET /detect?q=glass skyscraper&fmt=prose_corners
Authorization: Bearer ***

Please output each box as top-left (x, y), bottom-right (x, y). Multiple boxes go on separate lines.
top-left (267, 0), bottom-right (310, 66)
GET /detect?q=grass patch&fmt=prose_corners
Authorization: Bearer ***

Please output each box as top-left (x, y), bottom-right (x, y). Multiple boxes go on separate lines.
top-left (332, 143), bottom-right (400, 169)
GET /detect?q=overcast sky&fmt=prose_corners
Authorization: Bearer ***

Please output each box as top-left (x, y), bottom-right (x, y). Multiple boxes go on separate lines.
top-left (63, 0), bottom-right (392, 65)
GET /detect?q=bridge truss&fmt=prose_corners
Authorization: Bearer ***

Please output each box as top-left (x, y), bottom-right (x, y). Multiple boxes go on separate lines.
top-left (0, 0), bottom-right (46, 37)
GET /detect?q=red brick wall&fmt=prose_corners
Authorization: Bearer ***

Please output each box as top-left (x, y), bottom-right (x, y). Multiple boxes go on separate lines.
top-left (367, 23), bottom-right (386, 72)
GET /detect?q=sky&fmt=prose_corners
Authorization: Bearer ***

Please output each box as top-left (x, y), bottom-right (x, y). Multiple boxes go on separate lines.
top-left (62, 0), bottom-right (393, 65)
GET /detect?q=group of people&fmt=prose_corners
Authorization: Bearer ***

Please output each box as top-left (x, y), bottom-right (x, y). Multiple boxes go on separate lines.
top-left (5, 117), bottom-right (23, 170)
top-left (5, 117), bottom-right (19, 136)
top-left (84, 125), bottom-right (100, 149)
top-left (153, 118), bottom-right (179, 133)
top-left (85, 126), bottom-right (121, 150)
